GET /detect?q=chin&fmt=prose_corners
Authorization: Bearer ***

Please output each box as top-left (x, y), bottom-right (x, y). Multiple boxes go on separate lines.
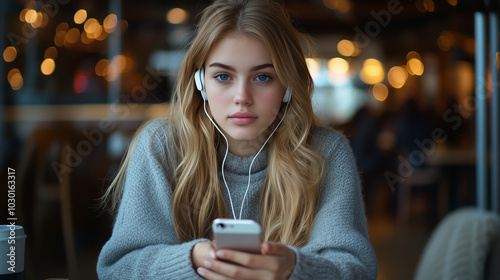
top-left (229, 133), bottom-right (259, 141)
top-left (227, 129), bottom-right (262, 141)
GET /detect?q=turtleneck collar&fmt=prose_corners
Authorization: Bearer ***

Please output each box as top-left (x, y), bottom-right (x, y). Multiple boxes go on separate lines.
top-left (217, 144), bottom-right (269, 175)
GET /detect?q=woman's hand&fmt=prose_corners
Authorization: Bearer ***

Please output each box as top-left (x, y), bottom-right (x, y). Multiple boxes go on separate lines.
top-left (196, 241), bottom-right (296, 280)
top-left (192, 242), bottom-right (217, 273)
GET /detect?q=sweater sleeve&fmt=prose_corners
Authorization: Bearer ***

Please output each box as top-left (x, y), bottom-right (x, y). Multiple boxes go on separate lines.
top-left (97, 119), bottom-right (208, 279)
top-left (288, 128), bottom-right (378, 280)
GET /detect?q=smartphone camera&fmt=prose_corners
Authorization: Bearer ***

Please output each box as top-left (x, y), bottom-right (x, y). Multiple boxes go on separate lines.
top-left (216, 223), bottom-right (225, 229)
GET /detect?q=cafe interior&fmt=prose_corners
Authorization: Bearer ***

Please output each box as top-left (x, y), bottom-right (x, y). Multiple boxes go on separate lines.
top-left (1, 0), bottom-right (500, 279)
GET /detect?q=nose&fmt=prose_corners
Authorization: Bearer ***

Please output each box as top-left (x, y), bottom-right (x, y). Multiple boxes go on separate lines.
top-left (233, 82), bottom-right (253, 106)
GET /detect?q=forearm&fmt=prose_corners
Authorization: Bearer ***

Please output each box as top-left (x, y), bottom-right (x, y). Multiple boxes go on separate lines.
top-left (97, 238), bottom-right (210, 279)
top-left (287, 246), bottom-right (377, 280)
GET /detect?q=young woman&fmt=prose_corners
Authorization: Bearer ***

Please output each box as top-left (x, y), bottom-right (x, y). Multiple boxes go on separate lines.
top-left (97, 0), bottom-right (377, 279)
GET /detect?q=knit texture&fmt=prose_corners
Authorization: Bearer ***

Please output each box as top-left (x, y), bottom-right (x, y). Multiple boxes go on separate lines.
top-left (414, 207), bottom-right (500, 280)
top-left (97, 118), bottom-right (378, 279)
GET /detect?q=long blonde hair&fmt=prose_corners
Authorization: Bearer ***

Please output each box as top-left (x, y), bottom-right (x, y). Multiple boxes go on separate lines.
top-left (103, 0), bottom-right (325, 247)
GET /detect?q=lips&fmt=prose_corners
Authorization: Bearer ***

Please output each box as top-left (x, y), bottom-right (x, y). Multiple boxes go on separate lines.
top-left (228, 112), bottom-right (257, 125)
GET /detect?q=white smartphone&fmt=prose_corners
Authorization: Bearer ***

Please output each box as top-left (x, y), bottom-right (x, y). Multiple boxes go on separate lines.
top-left (212, 218), bottom-right (262, 254)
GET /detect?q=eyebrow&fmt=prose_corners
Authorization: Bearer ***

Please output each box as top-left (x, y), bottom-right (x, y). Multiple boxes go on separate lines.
top-left (208, 62), bottom-right (274, 72)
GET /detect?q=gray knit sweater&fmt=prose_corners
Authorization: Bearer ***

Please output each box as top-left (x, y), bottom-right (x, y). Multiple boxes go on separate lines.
top-left (97, 118), bottom-right (378, 279)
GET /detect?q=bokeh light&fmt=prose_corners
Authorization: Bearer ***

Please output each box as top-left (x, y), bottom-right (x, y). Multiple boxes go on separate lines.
top-left (8, 69), bottom-right (23, 91)
top-left (105, 55), bottom-right (127, 81)
top-left (74, 9), bottom-right (87, 24)
top-left (388, 66), bottom-right (408, 89)
top-left (84, 18), bottom-right (100, 34)
top-left (166, 8), bottom-right (188, 24)
top-left (371, 83), bottom-right (389, 101)
top-left (407, 58), bottom-right (424, 76)
top-left (337, 40), bottom-right (356, 57)
top-left (64, 28), bottom-right (80, 47)
top-left (8, 68), bottom-right (20, 81)
top-left (19, 8), bottom-right (28, 23)
top-left (54, 30), bottom-right (66, 47)
top-left (31, 12), bottom-right (44, 28)
top-left (88, 24), bottom-right (103, 39)
top-left (328, 57), bottom-right (349, 76)
top-left (3, 46), bottom-right (17, 62)
top-left (104, 14), bottom-right (118, 33)
top-left (437, 31), bottom-right (453, 51)
top-left (360, 58), bottom-right (385, 84)
top-left (56, 22), bottom-right (69, 32)
top-left (336, 0), bottom-right (352, 13)
top-left (74, 73), bottom-right (88, 94)
top-left (423, 0), bottom-right (435, 12)
top-left (25, 9), bottom-right (37, 23)
top-left (44, 46), bottom-right (58, 59)
top-left (323, 0), bottom-right (351, 13)
top-left (406, 51), bottom-right (422, 61)
top-left (95, 59), bottom-right (110, 77)
top-left (41, 58), bottom-right (56, 75)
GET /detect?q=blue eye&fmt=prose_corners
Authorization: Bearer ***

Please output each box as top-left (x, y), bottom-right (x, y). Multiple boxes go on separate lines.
top-left (216, 74), bottom-right (230, 82)
top-left (256, 75), bottom-right (270, 82)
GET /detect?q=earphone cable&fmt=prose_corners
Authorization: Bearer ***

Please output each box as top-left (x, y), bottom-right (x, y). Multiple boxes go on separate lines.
top-left (238, 101), bottom-right (290, 220)
top-left (203, 101), bottom-right (237, 219)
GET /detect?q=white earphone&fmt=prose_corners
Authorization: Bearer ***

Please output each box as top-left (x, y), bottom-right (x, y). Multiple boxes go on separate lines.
top-left (194, 68), bottom-right (291, 102)
top-left (194, 67), bottom-right (290, 219)
top-left (194, 68), bottom-right (207, 101)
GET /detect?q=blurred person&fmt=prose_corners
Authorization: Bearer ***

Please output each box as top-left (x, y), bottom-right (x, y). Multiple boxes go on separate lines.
top-left (97, 0), bottom-right (377, 279)
top-left (349, 101), bottom-right (385, 217)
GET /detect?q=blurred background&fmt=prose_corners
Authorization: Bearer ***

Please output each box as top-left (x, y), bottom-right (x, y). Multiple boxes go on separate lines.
top-left (0, 0), bottom-right (497, 279)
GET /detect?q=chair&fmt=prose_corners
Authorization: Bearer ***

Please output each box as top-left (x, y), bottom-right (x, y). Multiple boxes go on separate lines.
top-left (18, 126), bottom-right (78, 280)
top-left (413, 207), bottom-right (500, 280)
top-left (397, 166), bottom-right (443, 228)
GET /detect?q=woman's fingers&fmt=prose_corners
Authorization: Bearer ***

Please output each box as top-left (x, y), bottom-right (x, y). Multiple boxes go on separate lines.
top-left (192, 242), bottom-right (217, 270)
top-left (198, 243), bottom-right (296, 279)
top-left (197, 266), bottom-right (231, 280)
top-left (215, 249), bottom-right (274, 270)
top-left (200, 257), bottom-right (266, 280)
top-left (261, 241), bottom-right (294, 255)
